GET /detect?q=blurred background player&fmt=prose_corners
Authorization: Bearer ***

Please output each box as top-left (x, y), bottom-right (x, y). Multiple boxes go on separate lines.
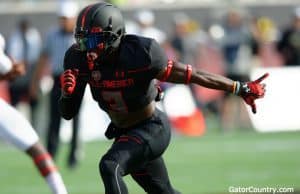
top-left (0, 33), bottom-right (68, 194)
top-left (6, 17), bottom-right (42, 127)
top-left (249, 16), bottom-right (282, 67)
top-left (31, 0), bottom-right (82, 168)
top-left (216, 8), bottom-right (253, 131)
top-left (169, 12), bottom-right (191, 62)
top-left (133, 9), bottom-right (166, 45)
top-left (277, 6), bottom-right (300, 66)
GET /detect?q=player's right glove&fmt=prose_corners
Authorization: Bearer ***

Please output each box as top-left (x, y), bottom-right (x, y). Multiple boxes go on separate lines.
top-left (234, 73), bottom-right (269, 114)
top-left (60, 69), bottom-right (79, 96)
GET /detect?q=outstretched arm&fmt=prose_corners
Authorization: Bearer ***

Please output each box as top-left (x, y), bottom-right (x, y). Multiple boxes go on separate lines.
top-left (156, 60), bottom-right (268, 113)
top-left (157, 61), bottom-right (234, 92)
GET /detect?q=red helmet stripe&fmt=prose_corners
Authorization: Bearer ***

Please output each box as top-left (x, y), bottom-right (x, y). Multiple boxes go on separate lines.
top-left (81, 5), bottom-right (93, 27)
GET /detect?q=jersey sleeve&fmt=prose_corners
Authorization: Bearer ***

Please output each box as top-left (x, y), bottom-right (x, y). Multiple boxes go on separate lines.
top-left (63, 45), bottom-right (78, 70)
top-left (59, 45), bottom-right (86, 120)
top-left (147, 39), bottom-right (168, 79)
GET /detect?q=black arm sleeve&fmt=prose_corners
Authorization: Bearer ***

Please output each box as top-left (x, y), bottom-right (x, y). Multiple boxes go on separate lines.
top-left (59, 45), bottom-right (87, 120)
top-left (59, 81), bottom-right (86, 120)
top-left (147, 39), bottom-right (168, 79)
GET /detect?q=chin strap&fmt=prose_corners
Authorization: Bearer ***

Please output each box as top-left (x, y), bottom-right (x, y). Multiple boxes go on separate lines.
top-left (86, 52), bottom-right (99, 70)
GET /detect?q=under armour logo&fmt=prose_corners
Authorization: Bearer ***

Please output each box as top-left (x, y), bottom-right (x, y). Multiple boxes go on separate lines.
top-left (92, 70), bottom-right (101, 81)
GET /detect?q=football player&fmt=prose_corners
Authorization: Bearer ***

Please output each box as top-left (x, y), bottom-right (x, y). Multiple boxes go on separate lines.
top-left (0, 34), bottom-right (68, 194)
top-left (59, 3), bottom-right (268, 194)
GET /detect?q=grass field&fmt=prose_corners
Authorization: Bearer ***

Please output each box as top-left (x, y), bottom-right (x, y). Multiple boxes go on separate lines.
top-left (0, 130), bottom-right (299, 194)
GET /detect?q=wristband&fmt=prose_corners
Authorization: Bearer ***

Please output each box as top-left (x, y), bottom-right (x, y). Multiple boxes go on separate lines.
top-left (161, 60), bottom-right (173, 81)
top-left (232, 81), bottom-right (241, 95)
top-left (185, 64), bottom-right (192, 84)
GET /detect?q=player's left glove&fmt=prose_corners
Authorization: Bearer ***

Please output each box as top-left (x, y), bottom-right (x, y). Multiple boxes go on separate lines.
top-left (234, 73), bottom-right (269, 114)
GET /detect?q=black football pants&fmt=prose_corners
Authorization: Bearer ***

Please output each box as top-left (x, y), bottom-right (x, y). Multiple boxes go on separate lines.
top-left (99, 109), bottom-right (180, 194)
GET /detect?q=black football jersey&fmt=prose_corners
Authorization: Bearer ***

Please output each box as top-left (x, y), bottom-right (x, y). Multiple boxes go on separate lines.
top-left (60, 35), bottom-right (167, 116)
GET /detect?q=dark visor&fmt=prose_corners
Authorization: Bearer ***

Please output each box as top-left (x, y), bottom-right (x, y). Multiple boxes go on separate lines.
top-left (75, 33), bottom-right (105, 51)
top-left (75, 29), bottom-right (118, 51)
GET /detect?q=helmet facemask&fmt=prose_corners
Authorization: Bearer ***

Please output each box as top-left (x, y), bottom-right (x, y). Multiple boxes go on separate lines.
top-left (75, 27), bottom-right (120, 52)
top-left (75, 27), bottom-right (123, 69)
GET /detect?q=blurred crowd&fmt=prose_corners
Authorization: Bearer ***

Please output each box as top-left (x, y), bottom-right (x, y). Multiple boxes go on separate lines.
top-left (1, 1), bottom-right (300, 168)
top-left (124, 6), bottom-right (300, 133)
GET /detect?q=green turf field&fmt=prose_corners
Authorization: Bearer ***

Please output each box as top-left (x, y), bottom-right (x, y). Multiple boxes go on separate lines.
top-left (0, 130), bottom-right (299, 194)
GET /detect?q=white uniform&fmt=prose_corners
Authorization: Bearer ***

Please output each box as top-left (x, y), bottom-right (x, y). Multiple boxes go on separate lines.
top-left (0, 33), bottom-right (13, 74)
top-left (0, 99), bottom-right (39, 151)
top-left (0, 33), bottom-right (39, 151)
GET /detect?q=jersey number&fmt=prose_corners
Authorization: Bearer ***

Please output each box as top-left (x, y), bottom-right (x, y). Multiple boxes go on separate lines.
top-left (101, 91), bottom-right (128, 112)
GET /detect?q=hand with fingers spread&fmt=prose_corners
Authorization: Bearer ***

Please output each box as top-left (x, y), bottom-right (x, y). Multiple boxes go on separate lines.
top-left (60, 69), bottom-right (79, 96)
top-left (234, 73), bottom-right (269, 114)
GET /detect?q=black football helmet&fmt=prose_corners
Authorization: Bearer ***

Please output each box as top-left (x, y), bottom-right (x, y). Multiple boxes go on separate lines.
top-left (75, 3), bottom-right (125, 54)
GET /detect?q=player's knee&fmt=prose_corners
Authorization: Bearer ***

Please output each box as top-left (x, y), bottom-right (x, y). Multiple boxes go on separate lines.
top-left (99, 156), bottom-right (123, 177)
